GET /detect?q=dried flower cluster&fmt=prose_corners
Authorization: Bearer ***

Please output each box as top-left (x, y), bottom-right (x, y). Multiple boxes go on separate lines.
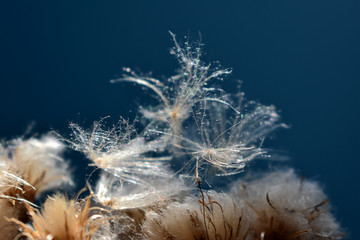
top-left (0, 135), bottom-right (72, 239)
top-left (0, 33), bottom-right (344, 239)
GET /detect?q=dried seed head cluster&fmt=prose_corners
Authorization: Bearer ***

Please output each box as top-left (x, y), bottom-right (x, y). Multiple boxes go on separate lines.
top-left (0, 135), bottom-right (71, 239)
top-left (0, 33), bottom-right (344, 239)
top-left (141, 170), bottom-right (343, 240)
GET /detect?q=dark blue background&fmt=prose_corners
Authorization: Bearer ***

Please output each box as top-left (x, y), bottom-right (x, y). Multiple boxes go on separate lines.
top-left (1, 1), bottom-right (359, 238)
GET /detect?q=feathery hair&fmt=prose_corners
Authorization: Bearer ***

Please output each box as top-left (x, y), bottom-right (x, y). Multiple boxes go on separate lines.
top-left (93, 173), bottom-right (189, 210)
top-left (111, 32), bottom-right (231, 138)
top-left (174, 93), bottom-right (285, 179)
top-left (68, 118), bottom-right (172, 185)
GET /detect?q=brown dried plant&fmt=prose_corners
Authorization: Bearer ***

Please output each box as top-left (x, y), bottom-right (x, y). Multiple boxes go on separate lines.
top-left (0, 135), bottom-right (71, 240)
top-left (9, 194), bottom-right (102, 240)
top-left (142, 191), bottom-right (249, 240)
top-left (231, 170), bottom-right (343, 240)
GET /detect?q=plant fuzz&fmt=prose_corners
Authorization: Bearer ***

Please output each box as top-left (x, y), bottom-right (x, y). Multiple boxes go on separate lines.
top-left (0, 33), bottom-right (344, 240)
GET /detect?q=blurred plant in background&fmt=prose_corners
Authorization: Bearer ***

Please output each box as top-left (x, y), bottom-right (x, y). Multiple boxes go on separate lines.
top-left (0, 33), bottom-right (344, 240)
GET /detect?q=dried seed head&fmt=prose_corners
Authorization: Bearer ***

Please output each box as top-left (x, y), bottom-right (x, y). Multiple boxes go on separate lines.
top-left (0, 135), bottom-right (72, 239)
top-left (10, 194), bottom-right (102, 240)
top-left (142, 191), bottom-right (249, 240)
top-left (111, 32), bottom-right (231, 139)
top-left (93, 173), bottom-right (189, 210)
top-left (174, 94), bottom-right (285, 180)
top-left (231, 169), bottom-right (343, 239)
top-left (68, 118), bottom-right (172, 185)
top-left (1, 135), bottom-right (72, 198)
